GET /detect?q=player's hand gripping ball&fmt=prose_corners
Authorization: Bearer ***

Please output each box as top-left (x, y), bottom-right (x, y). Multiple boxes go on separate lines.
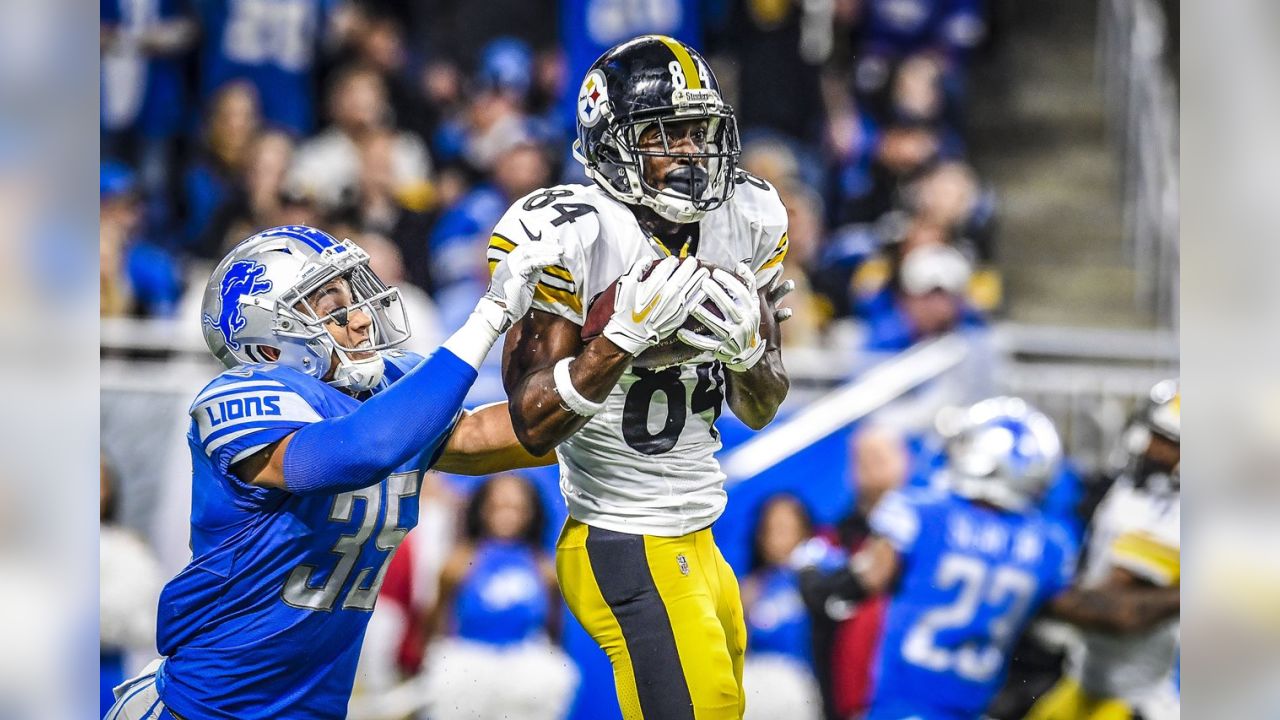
top-left (582, 257), bottom-right (728, 369)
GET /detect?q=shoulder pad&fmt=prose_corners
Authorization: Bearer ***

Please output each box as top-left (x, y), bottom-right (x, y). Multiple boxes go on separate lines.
top-left (489, 185), bottom-right (597, 320)
top-left (731, 171), bottom-right (788, 233)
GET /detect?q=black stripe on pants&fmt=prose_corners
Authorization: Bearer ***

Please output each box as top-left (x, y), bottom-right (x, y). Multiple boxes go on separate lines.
top-left (585, 525), bottom-right (696, 720)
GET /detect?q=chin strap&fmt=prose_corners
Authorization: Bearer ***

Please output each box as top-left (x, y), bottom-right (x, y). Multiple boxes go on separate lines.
top-left (328, 349), bottom-right (387, 393)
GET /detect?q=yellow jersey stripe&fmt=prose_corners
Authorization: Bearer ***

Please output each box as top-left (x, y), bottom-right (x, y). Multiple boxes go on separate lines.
top-left (534, 284), bottom-right (583, 316)
top-left (759, 234), bottom-right (789, 271)
top-left (1112, 532), bottom-right (1180, 584)
top-left (543, 264), bottom-right (575, 283)
top-left (488, 233), bottom-right (516, 253)
top-left (656, 35), bottom-right (701, 90)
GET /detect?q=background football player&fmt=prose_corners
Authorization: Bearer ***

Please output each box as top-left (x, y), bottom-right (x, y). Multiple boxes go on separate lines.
top-left (1027, 380), bottom-right (1181, 720)
top-left (495, 36), bottom-right (791, 720)
top-left (106, 224), bottom-right (573, 720)
top-left (795, 398), bottom-right (1180, 720)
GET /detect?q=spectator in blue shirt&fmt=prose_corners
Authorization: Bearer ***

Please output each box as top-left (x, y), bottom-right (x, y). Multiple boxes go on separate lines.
top-left (100, 161), bottom-right (184, 318)
top-left (181, 81), bottom-right (261, 257)
top-left (100, 0), bottom-right (197, 232)
top-left (196, 0), bottom-right (345, 135)
top-left (862, 242), bottom-right (984, 351)
top-left (429, 142), bottom-right (553, 331)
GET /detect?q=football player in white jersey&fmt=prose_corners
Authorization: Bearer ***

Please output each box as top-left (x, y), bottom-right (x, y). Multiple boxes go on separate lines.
top-left (1029, 380), bottom-right (1181, 720)
top-left (493, 36), bottom-right (790, 720)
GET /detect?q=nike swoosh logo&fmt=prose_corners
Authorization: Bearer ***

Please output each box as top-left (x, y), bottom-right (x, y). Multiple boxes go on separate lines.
top-left (519, 219), bottom-right (542, 242)
top-left (632, 293), bottom-right (661, 323)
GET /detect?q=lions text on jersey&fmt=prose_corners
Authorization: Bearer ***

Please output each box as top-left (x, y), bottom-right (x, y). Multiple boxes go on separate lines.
top-left (153, 351), bottom-right (444, 720)
top-left (866, 487), bottom-right (1079, 720)
top-left (488, 175), bottom-right (788, 537)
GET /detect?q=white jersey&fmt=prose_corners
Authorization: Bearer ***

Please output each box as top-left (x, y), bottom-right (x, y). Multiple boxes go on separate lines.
top-left (489, 178), bottom-right (789, 536)
top-left (1070, 475), bottom-right (1180, 703)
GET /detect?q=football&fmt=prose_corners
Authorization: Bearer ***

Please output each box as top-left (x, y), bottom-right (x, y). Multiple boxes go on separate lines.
top-left (580, 258), bottom-right (725, 369)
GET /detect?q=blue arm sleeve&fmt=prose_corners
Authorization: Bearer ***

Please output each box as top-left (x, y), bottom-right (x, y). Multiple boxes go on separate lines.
top-left (281, 348), bottom-right (478, 495)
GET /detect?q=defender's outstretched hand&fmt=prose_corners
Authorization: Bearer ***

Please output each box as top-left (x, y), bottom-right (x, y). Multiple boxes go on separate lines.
top-left (679, 263), bottom-right (766, 372)
top-left (603, 256), bottom-right (709, 355)
top-left (480, 241), bottom-right (567, 333)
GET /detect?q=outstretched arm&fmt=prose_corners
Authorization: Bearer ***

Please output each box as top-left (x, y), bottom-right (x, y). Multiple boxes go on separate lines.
top-left (232, 242), bottom-right (565, 491)
top-left (433, 402), bottom-right (559, 475)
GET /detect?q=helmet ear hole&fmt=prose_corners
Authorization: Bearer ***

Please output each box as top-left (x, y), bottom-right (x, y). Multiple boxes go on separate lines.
top-left (245, 344), bottom-right (281, 363)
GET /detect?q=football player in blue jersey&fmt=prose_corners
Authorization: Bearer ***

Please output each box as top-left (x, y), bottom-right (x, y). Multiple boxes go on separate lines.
top-left (104, 224), bottom-right (595, 720)
top-left (796, 398), bottom-right (1180, 720)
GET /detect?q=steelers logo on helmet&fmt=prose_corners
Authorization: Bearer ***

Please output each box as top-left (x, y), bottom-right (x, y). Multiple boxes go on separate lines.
top-left (577, 69), bottom-right (610, 128)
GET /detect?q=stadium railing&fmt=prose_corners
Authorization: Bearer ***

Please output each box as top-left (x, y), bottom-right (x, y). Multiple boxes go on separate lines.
top-left (1098, 0), bottom-right (1179, 329)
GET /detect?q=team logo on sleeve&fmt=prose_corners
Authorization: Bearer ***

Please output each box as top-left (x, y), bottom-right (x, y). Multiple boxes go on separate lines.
top-left (578, 69), bottom-right (610, 128)
top-left (203, 259), bottom-right (273, 351)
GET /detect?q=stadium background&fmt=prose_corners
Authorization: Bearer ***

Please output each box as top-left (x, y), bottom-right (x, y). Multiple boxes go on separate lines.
top-left (99, 0), bottom-right (1178, 718)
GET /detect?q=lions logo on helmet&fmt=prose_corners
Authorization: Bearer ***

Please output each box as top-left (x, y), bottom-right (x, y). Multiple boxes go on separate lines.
top-left (203, 260), bottom-right (274, 351)
top-left (200, 226), bottom-right (412, 393)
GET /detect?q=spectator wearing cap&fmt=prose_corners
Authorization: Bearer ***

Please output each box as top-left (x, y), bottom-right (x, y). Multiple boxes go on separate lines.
top-left (862, 242), bottom-right (984, 351)
top-left (858, 243), bottom-right (998, 436)
top-left (101, 161), bottom-right (183, 318)
top-left (289, 64), bottom-right (433, 212)
top-left (433, 38), bottom-right (557, 176)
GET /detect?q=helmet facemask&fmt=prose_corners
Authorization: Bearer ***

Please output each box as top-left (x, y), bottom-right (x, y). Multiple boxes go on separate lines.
top-left (584, 103), bottom-right (741, 224)
top-left (272, 253), bottom-right (412, 393)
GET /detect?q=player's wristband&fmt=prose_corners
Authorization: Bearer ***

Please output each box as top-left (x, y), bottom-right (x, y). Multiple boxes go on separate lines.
top-left (553, 357), bottom-right (604, 417)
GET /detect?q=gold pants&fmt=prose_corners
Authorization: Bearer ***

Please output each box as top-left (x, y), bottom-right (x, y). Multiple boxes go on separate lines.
top-left (1027, 677), bottom-right (1137, 720)
top-left (556, 518), bottom-right (748, 720)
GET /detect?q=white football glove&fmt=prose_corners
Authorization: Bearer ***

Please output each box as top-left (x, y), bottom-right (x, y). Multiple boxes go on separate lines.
top-left (678, 263), bottom-right (766, 372)
top-left (756, 263), bottom-right (795, 323)
top-left (604, 256), bottom-right (709, 355)
top-left (477, 241), bottom-right (567, 333)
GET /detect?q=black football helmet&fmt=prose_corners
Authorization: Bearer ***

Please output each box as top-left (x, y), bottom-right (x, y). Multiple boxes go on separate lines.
top-left (573, 35), bottom-right (740, 224)
top-left (1116, 378), bottom-right (1181, 488)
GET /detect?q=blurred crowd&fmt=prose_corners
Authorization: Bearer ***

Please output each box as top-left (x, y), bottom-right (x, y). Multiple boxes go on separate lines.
top-left (101, 0), bottom-right (1004, 358)
top-left (102, 2), bottom-right (1160, 720)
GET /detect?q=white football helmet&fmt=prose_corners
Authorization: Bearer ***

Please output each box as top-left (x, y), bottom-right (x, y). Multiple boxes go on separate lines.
top-left (200, 226), bottom-right (412, 392)
top-left (939, 397), bottom-right (1063, 511)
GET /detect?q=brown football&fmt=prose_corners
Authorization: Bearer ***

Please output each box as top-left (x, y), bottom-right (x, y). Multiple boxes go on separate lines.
top-left (580, 258), bottom-right (724, 369)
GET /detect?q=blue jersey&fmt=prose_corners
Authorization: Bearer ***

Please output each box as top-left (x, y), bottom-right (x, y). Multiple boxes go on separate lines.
top-left (198, 0), bottom-right (333, 135)
top-left (454, 540), bottom-right (549, 646)
top-left (745, 567), bottom-right (812, 666)
top-left (154, 351), bottom-right (443, 720)
top-left (867, 488), bottom-right (1077, 720)
top-left (100, 0), bottom-right (190, 139)
top-left (859, 0), bottom-right (986, 62)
